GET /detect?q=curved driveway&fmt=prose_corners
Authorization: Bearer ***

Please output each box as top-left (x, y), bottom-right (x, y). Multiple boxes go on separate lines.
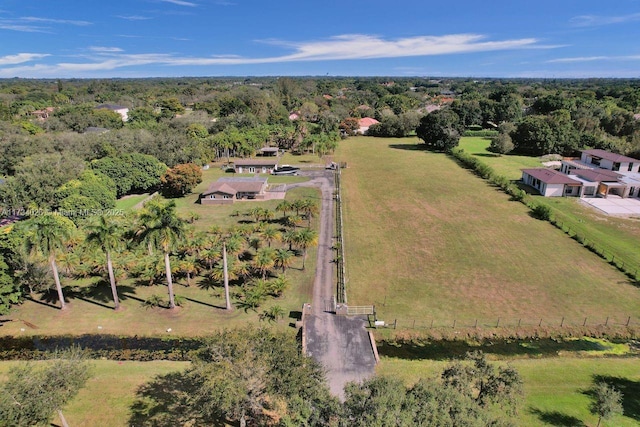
top-left (291, 170), bottom-right (376, 398)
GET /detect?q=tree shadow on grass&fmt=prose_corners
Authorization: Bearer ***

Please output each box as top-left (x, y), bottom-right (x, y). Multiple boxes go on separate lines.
top-left (129, 371), bottom-right (226, 427)
top-left (67, 282), bottom-right (139, 310)
top-left (25, 293), bottom-right (61, 310)
top-left (528, 408), bottom-right (585, 426)
top-left (387, 143), bottom-right (428, 151)
top-left (182, 297), bottom-right (226, 310)
top-left (591, 375), bottom-right (640, 422)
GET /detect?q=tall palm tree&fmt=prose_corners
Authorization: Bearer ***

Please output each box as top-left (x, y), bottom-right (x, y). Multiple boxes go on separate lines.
top-left (274, 248), bottom-right (295, 275)
top-left (295, 228), bottom-right (318, 270)
top-left (222, 242), bottom-right (231, 310)
top-left (85, 215), bottom-right (124, 310)
top-left (24, 214), bottom-right (76, 310)
top-left (136, 200), bottom-right (186, 309)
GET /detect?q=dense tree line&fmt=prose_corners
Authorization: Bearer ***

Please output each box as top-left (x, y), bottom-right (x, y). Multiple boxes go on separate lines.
top-left (131, 335), bottom-right (523, 427)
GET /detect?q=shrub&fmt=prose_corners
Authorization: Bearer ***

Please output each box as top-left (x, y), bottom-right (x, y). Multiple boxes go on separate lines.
top-left (532, 204), bottom-right (552, 221)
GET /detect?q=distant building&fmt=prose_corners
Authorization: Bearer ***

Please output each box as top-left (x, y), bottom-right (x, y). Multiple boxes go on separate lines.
top-left (94, 104), bottom-right (129, 121)
top-left (357, 117), bottom-right (380, 134)
top-left (31, 107), bottom-right (54, 120)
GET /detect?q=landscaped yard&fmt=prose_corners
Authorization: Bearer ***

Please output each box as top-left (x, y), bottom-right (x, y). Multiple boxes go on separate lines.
top-left (0, 162), bottom-right (320, 337)
top-left (377, 356), bottom-right (640, 426)
top-left (337, 136), bottom-right (640, 329)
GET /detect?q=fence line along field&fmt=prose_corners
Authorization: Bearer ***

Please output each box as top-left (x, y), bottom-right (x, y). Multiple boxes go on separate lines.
top-left (338, 137), bottom-right (640, 325)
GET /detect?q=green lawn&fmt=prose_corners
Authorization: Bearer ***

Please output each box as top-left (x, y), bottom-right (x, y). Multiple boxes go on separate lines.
top-left (337, 136), bottom-right (640, 330)
top-left (458, 137), bottom-right (640, 278)
top-left (377, 356), bottom-right (640, 426)
top-left (115, 193), bottom-right (150, 211)
top-left (0, 360), bottom-right (188, 427)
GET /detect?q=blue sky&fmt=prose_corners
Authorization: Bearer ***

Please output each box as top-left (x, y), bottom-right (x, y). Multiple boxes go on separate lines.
top-left (1, 0), bottom-right (640, 78)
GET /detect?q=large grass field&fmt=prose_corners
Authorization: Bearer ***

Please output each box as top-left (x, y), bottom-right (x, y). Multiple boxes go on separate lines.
top-left (459, 137), bottom-right (640, 278)
top-left (0, 164), bottom-right (319, 337)
top-left (337, 136), bottom-right (640, 329)
top-left (0, 360), bottom-right (188, 427)
top-left (378, 356), bottom-right (640, 426)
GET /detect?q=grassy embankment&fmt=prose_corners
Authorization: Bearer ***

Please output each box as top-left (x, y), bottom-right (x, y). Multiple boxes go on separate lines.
top-left (0, 163), bottom-right (318, 336)
top-left (337, 136), bottom-right (640, 333)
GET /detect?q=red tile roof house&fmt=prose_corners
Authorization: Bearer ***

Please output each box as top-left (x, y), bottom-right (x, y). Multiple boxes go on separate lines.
top-left (521, 168), bottom-right (582, 197)
top-left (200, 177), bottom-right (268, 205)
top-left (357, 117), bottom-right (380, 134)
top-left (233, 159), bottom-right (278, 174)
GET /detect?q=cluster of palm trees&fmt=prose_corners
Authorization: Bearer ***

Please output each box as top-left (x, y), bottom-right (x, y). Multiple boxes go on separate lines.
top-left (15, 196), bottom-right (319, 313)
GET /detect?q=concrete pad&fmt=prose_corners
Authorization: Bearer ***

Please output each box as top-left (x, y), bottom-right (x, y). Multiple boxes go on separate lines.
top-left (580, 197), bottom-right (640, 216)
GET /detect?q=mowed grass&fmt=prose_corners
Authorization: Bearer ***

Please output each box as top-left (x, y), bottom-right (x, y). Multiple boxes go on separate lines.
top-left (114, 193), bottom-right (150, 211)
top-left (459, 137), bottom-right (640, 276)
top-left (338, 136), bottom-right (640, 325)
top-left (0, 163), bottom-right (319, 337)
top-left (377, 356), bottom-right (640, 426)
top-left (0, 360), bottom-right (188, 427)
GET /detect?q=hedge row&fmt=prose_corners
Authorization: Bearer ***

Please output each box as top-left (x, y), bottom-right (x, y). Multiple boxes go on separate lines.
top-left (0, 334), bottom-right (205, 361)
top-left (449, 148), bottom-right (639, 281)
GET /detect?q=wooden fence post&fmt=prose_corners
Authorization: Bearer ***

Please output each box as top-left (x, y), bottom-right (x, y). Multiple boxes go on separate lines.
top-left (539, 318), bottom-right (543, 327)
top-left (605, 317), bottom-right (609, 326)
top-left (626, 316), bottom-right (631, 327)
top-left (560, 317), bottom-right (564, 327)
top-left (452, 319), bottom-right (456, 328)
top-left (496, 318), bottom-right (500, 327)
top-left (518, 318), bottom-right (521, 327)
top-left (583, 317), bottom-right (587, 327)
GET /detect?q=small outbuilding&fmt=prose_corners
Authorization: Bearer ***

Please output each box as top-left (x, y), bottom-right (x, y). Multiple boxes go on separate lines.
top-left (234, 159), bottom-right (278, 174)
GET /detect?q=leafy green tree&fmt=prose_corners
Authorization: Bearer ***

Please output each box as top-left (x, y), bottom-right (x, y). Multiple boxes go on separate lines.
top-left (253, 247), bottom-right (276, 280)
top-left (416, 109), bottom-right (463, 152)
top-left (489, 132), bottom-right (514, 155)
top-left (0, 347), bottom-right (92, 427)
top-left (85, 215), bottom-right (124, 310)
top-left (129, 327), bottom-right (339, 427)
top-left (160, 163), bottom-right (202, 198)
top-left (0, 255), bottom-right (21, 315)
top-left (23, 214), bottom-right (76, 310)
top-left (135, 199), bottom-right (186, 309)
top-left (591, 382), bottom-right (623, 427)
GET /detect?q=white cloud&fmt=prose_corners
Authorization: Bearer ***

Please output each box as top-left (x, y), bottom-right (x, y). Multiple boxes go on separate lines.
top-left (0, 21), bottom-right (49, 32)
top-left (159, 0), bottom-right (198, 6)
top-left (0, 53), bottom-right (50, 65)
top-left (0, 33), bottom-right (554, 77)
top-left (19, 16), bottom-right (92, 26)
top-left (570, 13), bottom-right (640, 27)
top-left (89, 46), bottom-right (124, 53)
top-left (548, 55), bottom-right (640, 63)
top-left (116, 15), bottom-right (152, 21)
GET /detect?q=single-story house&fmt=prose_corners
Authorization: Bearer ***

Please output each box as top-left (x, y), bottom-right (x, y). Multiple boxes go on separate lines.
top-left (31, 107), bottom-right (54, 120)
top-left (258, 147), bottom-right (279, 157)
top-left (94, 104), bottom-right (129, 122)
top-left (357, 117), bottom-right (380, 134)
top-left (234, 159), bottom-right (278, 174)
top-left (200, 177), bottom-right (268, 205)
top-left (521, 168), bottom-right (582, 197)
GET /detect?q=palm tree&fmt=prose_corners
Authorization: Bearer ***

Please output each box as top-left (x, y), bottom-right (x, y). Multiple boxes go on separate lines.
top-left (24, 214), bottom-right (76, 310)
top-left (301, 199), bottom-right (319, 227)
top-left (136, 199), bottom-right (186, 309)
top-left (222, 242), bottom-right (231, 310)
top-left (85, 215), bottom-right (124, 310)
top-left (259, 224), bottom-right (281, 248)
top-left (275, 200), bottom-right (292, 218)
top-left (291, 199), bottom-right (306, 216)
top-left (282, 229), bottom-right (297, 251)
top-left (176, 256), bottom-right (199, 287)
top-left (253, 247), bottom-right (276, 280)
top-left (274, 248), bottom-right (295, 274)
top-left (295, 228), bottom-right (318, 270)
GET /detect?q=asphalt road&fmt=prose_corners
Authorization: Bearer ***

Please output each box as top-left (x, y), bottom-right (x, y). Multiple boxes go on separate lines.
top-left (293, 170), bottom-right (376, 398)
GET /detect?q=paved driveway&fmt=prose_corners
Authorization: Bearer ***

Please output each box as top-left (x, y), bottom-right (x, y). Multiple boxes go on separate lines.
top-left (580, 196), bottom-right (640, 216)
top-left (296, 170), bottom-right (376, 398)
